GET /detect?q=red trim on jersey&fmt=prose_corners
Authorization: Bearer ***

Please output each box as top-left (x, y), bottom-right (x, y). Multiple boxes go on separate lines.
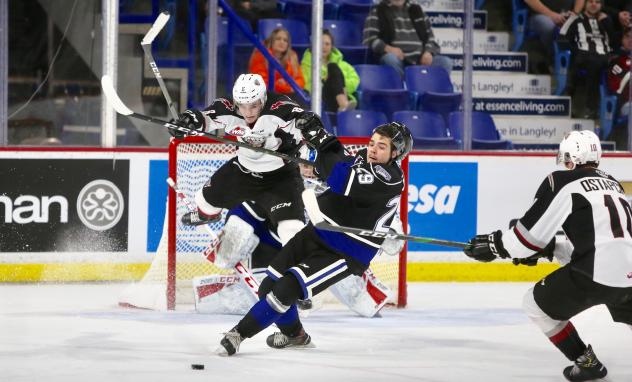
top-left (549, 322), bottom-right (577, 345)
top-left (513, 226), bottom-right (543, 252)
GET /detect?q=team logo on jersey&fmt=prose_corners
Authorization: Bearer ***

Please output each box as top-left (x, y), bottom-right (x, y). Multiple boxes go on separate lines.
top-left (627, 272), bottom-right (632, 279)
top-left (218, 98), bottom-right (234, 111)
top-left (374, 165), bottom-right (391, 181)
top-left (227, 126), bottom-right (247, 136)
top-left (76, 179), bottom-right (125, 231)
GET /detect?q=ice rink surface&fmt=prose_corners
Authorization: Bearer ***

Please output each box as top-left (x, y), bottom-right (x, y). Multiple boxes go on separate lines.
top-left (0, 282), bottom-right (630, 382)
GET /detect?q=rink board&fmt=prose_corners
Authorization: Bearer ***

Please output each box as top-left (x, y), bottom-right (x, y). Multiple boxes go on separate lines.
top-left (1, 148), bottom-right (631, 282)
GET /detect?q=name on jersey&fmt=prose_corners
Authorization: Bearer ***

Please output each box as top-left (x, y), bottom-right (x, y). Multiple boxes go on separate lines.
top-left (580, 178), bottom-right (624, 194)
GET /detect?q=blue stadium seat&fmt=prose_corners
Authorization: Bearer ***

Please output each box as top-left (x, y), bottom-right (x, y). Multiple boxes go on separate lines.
top-left (336, 110), bottom-right (388, 137)
top-left (404, 65), bottom-right (462, 122)
top-left (354, 65), bottom-right (411, 119)
top-left (336, 1), bottom-right (373, 33)
top-left (257, 18), bottom-right (310, 50)
top-left (392, 111), bottom-right (460, 149)
top-left (323, 19), bottom-right (369, 65)
top-left (448, 111), bottom-right (513, 150)
top-left (511, 0), bottom-right (535, 51)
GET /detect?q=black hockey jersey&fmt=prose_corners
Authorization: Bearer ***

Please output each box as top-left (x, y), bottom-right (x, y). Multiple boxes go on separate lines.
top-left (503, 167), bottom-right (632, 288)
top-left (314, 145), bottom-right (405, 266)
top-left (201, 93), bottom-right (305, 173)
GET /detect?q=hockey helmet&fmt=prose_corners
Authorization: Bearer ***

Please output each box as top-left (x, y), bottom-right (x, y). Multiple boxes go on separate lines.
top-left (232, 73), bottom-right (267, 106)
top-left (557, 130), bottom-right (602, 169)
top-left (373, 122), bottom-right (413, 162)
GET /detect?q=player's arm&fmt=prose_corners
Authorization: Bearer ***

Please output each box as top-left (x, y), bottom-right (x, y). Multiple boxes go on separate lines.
top-left (464, 173), bottom-right (569, 262)
top-left (171, 98), bottom-right (240, 138)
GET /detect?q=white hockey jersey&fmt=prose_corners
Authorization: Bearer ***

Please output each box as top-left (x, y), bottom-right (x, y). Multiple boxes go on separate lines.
top-left (503, 167), bottom-right (632, 288)
top-left (201, 93), bottom-right (304, 173)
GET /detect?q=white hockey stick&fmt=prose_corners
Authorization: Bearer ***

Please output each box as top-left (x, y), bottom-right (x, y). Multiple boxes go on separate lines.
top-left (166, 178), bottom-right (260, 298)
top-left (100, 75), bottom-right (314, 166)
top-left (141, 11), bottom-right (179, 120)
top-left (301, 189), bottom-right (467, 249)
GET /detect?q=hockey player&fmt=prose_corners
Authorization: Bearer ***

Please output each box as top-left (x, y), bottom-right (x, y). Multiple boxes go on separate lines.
top-left (216, 119), bottom-right (412, 356)
top-left (463, 130), bottom-right (632, 381)
top-left (173, 73), bottom-right (316, 246)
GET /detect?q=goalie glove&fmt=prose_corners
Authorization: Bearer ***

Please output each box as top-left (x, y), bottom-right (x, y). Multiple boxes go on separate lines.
top-left (463, 230), bottom-right (510, 262)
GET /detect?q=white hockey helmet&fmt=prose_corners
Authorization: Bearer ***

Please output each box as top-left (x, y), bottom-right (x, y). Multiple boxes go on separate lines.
top-left (298, 144), bottom-right (317, 162)
top-left (556, 130), bottom-right (602, 169)
top-left (232, 73), bottom-right (267, 106)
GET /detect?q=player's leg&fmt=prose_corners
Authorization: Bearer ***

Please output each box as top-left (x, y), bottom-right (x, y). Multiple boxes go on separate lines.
top-left (217, 227), bottom-right (312, 355)
top-left (258, 170), bottom-right (306, 246)
top-left (183, 158), bottom-right (258, 225)
top-left (523, 266), bottom-right (608, 381)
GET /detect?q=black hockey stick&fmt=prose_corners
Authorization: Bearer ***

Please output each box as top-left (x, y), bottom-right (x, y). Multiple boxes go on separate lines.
top-left (141, 11), bottom-right (180, 120)
top-left (302, 189), bottom-right (467, 249)
top-left (100, 75), bottom-right (314, 166)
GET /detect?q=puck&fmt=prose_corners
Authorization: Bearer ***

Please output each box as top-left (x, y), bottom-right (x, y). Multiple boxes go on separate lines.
top-left (191, 364), bottom-right (205, 370)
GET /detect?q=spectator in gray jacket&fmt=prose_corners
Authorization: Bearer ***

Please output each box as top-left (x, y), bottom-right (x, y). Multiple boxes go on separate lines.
top-left (362, 0), bottom-right (452, 76)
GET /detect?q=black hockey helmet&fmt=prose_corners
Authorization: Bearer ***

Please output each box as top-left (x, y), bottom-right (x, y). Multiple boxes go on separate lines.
top-left (372, 121), bottom-right (413, 162)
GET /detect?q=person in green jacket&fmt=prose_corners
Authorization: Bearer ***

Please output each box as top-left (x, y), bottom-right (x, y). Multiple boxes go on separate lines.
top-left (301, 30), bottom-right (360, 112)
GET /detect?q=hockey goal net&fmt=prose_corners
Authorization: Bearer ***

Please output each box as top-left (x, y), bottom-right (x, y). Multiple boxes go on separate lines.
top-left (120, 136), bottom-right (408, 310)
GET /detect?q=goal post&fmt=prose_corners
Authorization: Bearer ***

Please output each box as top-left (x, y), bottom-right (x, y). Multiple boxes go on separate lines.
top-left (121, 135), bottom-right (408, 310)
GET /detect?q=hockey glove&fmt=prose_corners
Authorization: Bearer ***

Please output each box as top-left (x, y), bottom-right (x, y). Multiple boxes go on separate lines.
top-left (274, 128), bottom-right (299, 155)
top-left (176, 109), bottom-right (206, 132)
top-left (294, 111), bottom-right (323, 131)
top-left (463, 230), bottom-right (510, 262)
top-left (512, 237), bottom-right (555, 266)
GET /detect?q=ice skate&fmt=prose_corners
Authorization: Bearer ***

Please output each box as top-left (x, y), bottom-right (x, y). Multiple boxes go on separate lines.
top-left (216, 327), bottom-right (244, 356)
top-left (266, 328), bottom-right (314, 349)
top-left (181, 210), bottom-right (221, 226)
top-left (562, 345), bottom-right (607, 381)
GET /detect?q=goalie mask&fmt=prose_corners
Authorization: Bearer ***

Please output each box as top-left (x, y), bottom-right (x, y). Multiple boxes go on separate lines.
top-left (233, 73), bottom-right (267, 106)
top-left (556, 130), bottom-right (601, 169)
top-left (373, 122), bottom-right (413, 162)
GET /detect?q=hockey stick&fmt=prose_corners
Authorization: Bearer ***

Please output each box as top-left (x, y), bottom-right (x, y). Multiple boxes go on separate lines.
top-left (141, 11), bottom-right (179, 120)
top-left (301, 189), bottom-right (467, 249)
top-left (100, 75), bottom-right (314, 166)
top-left (166, 178), bottom-right (260, 298)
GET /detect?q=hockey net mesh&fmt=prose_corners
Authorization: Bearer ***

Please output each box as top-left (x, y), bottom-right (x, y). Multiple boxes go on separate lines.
top-left (120, 136), bottom-right (406, 310)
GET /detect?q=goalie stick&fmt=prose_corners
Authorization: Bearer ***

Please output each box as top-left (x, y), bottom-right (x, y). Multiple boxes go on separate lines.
top-left (100, 75), bottom-right (313, 166)
top-left (301, 189), bottom-right (467, 249)
top-left (141, 11), bottom-right (179, 121)
top-left (166, 178), bottom-right (260, 298)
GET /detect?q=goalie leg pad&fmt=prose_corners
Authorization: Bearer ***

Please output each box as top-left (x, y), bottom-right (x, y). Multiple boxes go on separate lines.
top-left (193, 275), bottom-right (258, 315)
top-left (214, 215), bottom-right (260, 269)
top-left (329, 269), bottom-right (393, 318)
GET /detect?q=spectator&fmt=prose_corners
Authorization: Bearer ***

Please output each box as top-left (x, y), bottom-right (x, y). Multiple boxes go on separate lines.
top-left (248, 27), bottom-right (306, 104)
top-left (362, 0), bottom-right (452, 77)
top-left (300, 30), bottom-right (360, 113)
top-left (607, 26), bottom-right (631, 149)
top-left (559, 0), bottom-right (613, 119)
top-left (602, 0), bottom-right (632, 48)
top-left (525, 0), bottom-right (585, 71)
